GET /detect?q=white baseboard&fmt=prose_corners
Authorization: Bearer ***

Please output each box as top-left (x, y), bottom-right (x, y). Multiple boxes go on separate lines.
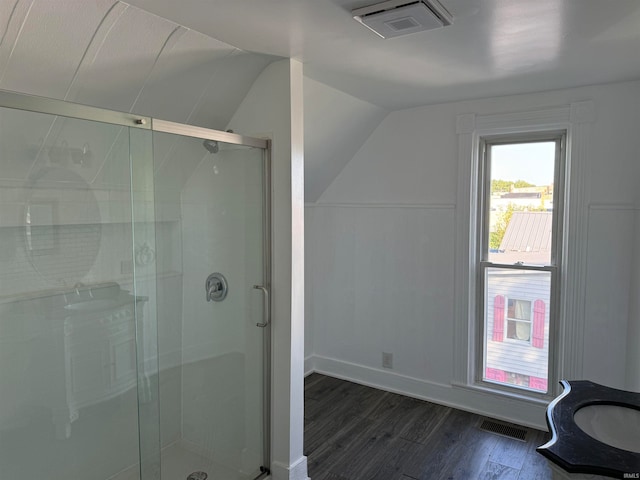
top-left (304, 355), bottom-right (316, 377)
top-left (270, 455), bottom-right (309, 480)
top-left (308, 354), bottom-right (548, 430)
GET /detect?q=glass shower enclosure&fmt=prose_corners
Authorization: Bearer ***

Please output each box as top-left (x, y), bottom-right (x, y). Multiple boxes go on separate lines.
top-left (0, 90), bottom-right (270, 480)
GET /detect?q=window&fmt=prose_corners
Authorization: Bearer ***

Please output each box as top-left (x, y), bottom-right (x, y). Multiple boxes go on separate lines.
top-left (506, 298), bottom-right (531, 342)
top-left (477, 134), bottom-right (565, 395)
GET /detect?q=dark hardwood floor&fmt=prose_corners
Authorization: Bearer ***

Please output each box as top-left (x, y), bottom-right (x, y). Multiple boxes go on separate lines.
top-left (304, 373), bottom-right (552, 480)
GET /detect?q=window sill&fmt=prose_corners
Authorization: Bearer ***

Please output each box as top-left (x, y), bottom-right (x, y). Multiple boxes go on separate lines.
top-left (451, 380), bottom-right (554, 406)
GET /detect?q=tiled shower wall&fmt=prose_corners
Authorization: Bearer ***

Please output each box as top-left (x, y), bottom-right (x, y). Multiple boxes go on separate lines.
top-left (0, 223), bottom-right (132, 297)
top-left (0, 184), bottom-right (179, 300)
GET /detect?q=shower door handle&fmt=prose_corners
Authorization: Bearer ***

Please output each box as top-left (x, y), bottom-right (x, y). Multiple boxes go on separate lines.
top-left (253, 285), bottom-right (270, 328)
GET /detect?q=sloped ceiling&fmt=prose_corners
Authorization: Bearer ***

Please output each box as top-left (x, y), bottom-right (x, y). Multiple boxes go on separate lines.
top-left (0, 0), bottom-right (275, 126)
top-left (0, 0), bottom-right (277, 189)
top-left (304, 77), bottom-right (387, 202)
top-left (0, 0), bottom-right (383, 201)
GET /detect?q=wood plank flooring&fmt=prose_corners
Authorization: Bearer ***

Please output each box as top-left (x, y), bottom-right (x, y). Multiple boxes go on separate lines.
top-left (304, 373), bottom-right (552, 480)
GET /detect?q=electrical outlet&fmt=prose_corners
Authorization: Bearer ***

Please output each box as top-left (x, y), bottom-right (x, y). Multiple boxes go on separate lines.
top-left (382, 352), bottom-right (393, 369)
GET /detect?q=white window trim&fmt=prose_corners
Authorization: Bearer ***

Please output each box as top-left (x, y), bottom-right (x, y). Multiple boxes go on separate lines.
top-left (453, 102), bottom-right (595, 403)
top-left (478, 133), bottom-right (563, 399)
top-left (504, 297), bottom-right (533, 345)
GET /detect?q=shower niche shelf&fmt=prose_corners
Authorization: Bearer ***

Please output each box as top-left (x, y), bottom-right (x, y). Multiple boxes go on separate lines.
top-left (0, 212), bottom-right (180, 228)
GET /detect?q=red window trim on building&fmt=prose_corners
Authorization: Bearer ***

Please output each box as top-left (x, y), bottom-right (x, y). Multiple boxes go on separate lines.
top-left (529, 376), bottom-right (547, 391)
top-left (532, 299), bottom-right (545, 348)
top-left (492, 295), bottom-right (505, 342)
top-left (485, 367), bottom-right (506, 382)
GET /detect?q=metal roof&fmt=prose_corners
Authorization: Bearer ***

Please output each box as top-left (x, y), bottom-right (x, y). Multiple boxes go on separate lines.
top-left (500, 211), bottom-right (553, 253)
top-left (489, 212), bottom-right (553, 265)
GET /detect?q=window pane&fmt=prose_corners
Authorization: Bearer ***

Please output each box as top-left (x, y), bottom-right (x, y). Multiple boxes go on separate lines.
top-left (507, 320), bottom-right (530, 341)
top-left (484, 268), bottom-right (550, 393)
top-left (507, 299), bottom-right (531, 320)
top-left (487, 142), bottom-right (556, 266)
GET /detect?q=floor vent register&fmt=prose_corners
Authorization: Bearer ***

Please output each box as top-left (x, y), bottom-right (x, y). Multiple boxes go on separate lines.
top-left (479, 419), bottom-right (528, 441)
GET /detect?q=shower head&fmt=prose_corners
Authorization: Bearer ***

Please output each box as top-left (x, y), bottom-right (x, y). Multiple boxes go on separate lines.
top-left (203, 139), bottom-right (219, 154)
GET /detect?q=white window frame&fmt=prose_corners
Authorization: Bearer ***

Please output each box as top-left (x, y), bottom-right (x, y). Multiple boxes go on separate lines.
top-left (453, 102), bottom-right (595, 412)
top-left (504, 297), bottom-right (533, 345)
top-left (477, 132), bottom-right (565, 397)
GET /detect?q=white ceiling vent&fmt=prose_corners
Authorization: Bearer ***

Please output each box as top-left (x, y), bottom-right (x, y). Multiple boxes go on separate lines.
top-left (352, 0), bottom-right (453, 39)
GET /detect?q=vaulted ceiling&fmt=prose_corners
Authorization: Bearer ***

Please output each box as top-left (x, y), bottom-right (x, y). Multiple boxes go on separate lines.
top-left (0, 0), bottom-right (275, 127)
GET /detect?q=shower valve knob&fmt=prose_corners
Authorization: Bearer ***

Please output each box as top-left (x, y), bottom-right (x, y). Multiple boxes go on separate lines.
top-left (205, 273), bottom-right (228, 302)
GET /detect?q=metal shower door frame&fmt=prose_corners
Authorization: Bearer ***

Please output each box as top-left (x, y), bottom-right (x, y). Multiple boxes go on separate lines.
top-left (0, 88), bottom-right (273, 477)
top-left (153, 117), bottom-right (273, 478)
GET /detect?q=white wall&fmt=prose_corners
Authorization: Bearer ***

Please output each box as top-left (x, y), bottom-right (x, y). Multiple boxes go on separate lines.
top-left (227, 59), bottom-right (308, 480)
top-left (305, 80), bottom-right (640, 428)
top-left (303, 77), bottom-right (387, 203)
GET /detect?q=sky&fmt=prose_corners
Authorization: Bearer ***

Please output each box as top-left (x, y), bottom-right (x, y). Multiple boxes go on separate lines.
top-left (490, 142), bottom-right (555, 186)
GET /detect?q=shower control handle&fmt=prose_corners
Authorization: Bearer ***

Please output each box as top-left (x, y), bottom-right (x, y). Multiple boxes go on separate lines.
top-left (205, 273), bottom-right (228, 302)
top-left (254, 285), bottom-right (270, 328)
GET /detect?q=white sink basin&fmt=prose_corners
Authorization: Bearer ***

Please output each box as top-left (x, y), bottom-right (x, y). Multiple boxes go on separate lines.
top-left (64, 299), bottom-right (120, 312)
top-left (574, 404), bottom-right (640, 453)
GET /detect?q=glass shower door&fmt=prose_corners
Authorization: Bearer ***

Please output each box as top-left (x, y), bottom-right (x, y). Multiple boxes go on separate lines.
top-left (0, 90), bottom-right (269, 480)
top-left (0, 102), bottom-right (156, 480)
top-left (151, 130), bottom-right (268, 480)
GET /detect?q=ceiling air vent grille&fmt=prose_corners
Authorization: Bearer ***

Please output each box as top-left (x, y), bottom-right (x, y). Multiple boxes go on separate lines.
top-left (353, 0), bottom-right (453, 39)
top-left (386, 17), bottom-right (420, 31)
